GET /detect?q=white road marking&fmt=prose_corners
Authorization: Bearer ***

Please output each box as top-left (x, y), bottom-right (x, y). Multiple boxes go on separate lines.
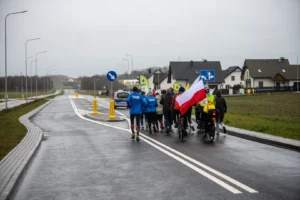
top-left (69, 97), bottom-right (259, 194)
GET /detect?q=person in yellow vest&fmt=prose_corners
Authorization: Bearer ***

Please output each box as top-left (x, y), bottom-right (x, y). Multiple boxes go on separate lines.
top-left (200, 87), bottom-right (216, 138)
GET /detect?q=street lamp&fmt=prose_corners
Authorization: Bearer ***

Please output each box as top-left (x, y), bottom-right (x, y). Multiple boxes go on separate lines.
top-left (35, 51), bottom-right (47, 99)
top-left (47, 66), bottom-right (55, 94)
top-left (20, 72), bottom-right (23, 98)
top-left (30, 60), bottom-right (36, 98)
top-left (93, 74), bottom-right (99, 99)
top-left (295, 54), bottom-right (299, 92)
top-left (125, 54), bottom-right (134, 85)
top-left (123, 58), bottom-right (130, 78)
top-left (4, 10), bottom-right (28, 110)
top-left (25, 38), bottom-right (40, 102)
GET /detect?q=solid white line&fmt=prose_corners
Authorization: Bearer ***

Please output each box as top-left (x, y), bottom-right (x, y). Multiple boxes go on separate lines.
top-left (69, 97), bottom-right (242, 194)
top-left (140, 134), bottom-right (258, 193)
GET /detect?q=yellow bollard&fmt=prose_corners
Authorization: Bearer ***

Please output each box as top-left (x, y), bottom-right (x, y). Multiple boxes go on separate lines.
top-left (75, 92), bottom-right (78, 98)
top-left (93, 98), bottom-right (98, 114)
top-left (109, 100), bottom-right (116, 119)
top-left (22, 95), bottom-right (24, 100)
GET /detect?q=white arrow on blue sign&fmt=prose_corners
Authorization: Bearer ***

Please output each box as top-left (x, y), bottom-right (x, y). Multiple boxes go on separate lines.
top-left (200, 70), bottom-right (215, 82)
top-left (106, 71), bottom-right (117, 82)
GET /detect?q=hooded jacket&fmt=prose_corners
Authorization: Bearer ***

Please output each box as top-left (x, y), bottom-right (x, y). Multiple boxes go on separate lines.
top-left (127, 92), bottom-right (147, 114)
top-left (145, 94), bottom-right (158, 113)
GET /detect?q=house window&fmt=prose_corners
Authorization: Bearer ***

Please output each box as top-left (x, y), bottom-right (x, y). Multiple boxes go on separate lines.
top-left (231, 76), bottom-right (235, 81)
top-left (226, 85), bottom-right (230, 89)
top-left (259, 81), bottom-right (263, 88)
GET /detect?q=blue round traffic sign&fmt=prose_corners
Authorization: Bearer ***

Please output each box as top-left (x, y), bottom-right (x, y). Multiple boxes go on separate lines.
top-left (106, 71), bottom-right (117, 82)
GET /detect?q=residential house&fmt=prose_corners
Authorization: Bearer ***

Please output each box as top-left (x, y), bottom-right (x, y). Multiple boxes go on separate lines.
top-left (153, 72), bottom-right (169, 90)
top-left (222, 66), bottom-right (244, 89)
top-left (241, 57), bottom-right (299, 91)
top-left (167, 60), bottom-right (224, 89)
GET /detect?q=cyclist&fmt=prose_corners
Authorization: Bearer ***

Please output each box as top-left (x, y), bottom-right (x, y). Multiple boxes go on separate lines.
top-left (160, 89), bottom-right (173, 133)
top-left (145, 92), bottom-right (158, 134)
top-left (172, 87), bottom-right (188, 135)
top-left (201, 87), bottom-right (216, 138)
top-left (127, 87), bottom-right (147, 141)
top-left (215, 90), bottom-right (227, 134)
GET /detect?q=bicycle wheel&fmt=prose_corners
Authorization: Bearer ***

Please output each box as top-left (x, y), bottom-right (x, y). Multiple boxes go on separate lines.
top-left (207, 123), bottom-right (215, 142)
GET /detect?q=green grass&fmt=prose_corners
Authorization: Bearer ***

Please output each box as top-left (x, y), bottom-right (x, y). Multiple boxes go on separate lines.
top-left (0, 91), bottom-right (53, 99)
top-left (0, 99), bottom-right (49, 160)
top-left (224, 93), bottom-right (300, 140)
top-left (77, 90), bottom-right (109, 98)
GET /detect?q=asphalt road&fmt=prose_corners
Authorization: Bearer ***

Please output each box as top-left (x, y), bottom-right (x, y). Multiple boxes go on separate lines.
top-left (14, 91), bottom-right (300, 200)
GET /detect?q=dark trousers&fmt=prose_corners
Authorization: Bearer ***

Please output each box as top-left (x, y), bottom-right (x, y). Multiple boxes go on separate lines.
top-left (156, 114), bottom-right (163, 129)
top-left (163, 109), bottom-right (172, 127)
top-left (130, 114), bottom-right (141, 134)
top-left (147, 112), bottom-right (157, 130)
top-left (140, 113), bottom-right (148, 126)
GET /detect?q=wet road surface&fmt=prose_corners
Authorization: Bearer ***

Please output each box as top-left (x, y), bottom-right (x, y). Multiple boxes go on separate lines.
top-left (14, 92), bottom-right (300, 200)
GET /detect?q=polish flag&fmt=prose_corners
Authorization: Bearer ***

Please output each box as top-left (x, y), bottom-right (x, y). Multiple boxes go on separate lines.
top-left (176, 79), bottom-right (206, 115)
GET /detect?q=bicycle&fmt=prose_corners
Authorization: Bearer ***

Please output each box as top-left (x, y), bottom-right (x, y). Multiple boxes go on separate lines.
top-left (203, 109), bottom-right (216, 142)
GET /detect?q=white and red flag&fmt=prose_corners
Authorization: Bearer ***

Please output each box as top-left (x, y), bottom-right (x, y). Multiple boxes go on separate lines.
top-left (176, 79), bottom-right (206, 115)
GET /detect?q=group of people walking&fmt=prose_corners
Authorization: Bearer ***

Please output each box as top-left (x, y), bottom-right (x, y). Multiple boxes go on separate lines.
top-left (126, 86), bottom-right (227, 141)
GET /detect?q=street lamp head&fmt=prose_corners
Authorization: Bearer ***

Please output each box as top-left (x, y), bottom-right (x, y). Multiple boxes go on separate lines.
top-left (22, 10), bottom-right (28, 13)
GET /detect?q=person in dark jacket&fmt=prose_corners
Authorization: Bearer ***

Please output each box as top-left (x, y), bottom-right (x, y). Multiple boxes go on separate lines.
top-left (160, 89), bottom-right (173, 133)
top-left (127, 87), bottom-right (147, 141)
top-left (215, 90), bottom-right (227, 134)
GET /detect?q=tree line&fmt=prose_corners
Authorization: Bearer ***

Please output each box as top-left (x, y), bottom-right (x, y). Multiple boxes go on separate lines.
top-left (0, 76), bottom-right (53, 91)
top-left (79, 75), bottom-right (126, 91)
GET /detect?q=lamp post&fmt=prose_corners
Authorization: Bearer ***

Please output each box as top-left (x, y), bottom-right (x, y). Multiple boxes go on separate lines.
top-left (125, 54), bottom-right (134, 85)
top-left (47, 66), bottom-right (55, 94)
top-left (35, 51), bottom-right (47, 99)
top-left (296, 54), bottom-right (299, 92)
top-left (30, 60), bottom-right (36, 98)
top-left (123, 58), bottom-right (130, 79)
top-left (25, 38), bottom-right (40, 102)
top-left (4, 10), bottom-right (28, 110)
top-left (20, 72), bottom-right (23, 98)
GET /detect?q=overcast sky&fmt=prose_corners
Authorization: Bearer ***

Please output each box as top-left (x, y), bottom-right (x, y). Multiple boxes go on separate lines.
top-left (0, 0), bottom-right (299, 78)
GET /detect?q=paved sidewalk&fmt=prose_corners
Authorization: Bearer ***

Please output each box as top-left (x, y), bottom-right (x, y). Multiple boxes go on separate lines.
top-left (0, 100), bottom-right (53, 200)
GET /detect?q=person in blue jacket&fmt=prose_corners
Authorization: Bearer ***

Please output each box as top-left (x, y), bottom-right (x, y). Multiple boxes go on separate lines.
top-left (127, 87), bottom-right (147, 141)
top-left (145, 92), bottom-right (158, 134)
top-left (140, 91), bottom-right (148, 130)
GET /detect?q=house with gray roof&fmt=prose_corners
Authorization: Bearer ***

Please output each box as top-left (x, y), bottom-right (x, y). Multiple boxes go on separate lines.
top-left (241, 57), bottom-right (299, 91)
top-left (167, 60), bottom-right (224, 89)
top-left (222, 66), bottom-right (244, 89)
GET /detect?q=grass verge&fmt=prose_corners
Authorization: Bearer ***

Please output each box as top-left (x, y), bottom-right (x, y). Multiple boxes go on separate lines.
top-left (0, 99), bottom-right (49, 160)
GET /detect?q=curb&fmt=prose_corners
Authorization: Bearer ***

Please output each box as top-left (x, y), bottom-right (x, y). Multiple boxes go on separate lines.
top-left (0, 100), bottom-right (53, 200)
top-left (225, 126), bottom-right (300, 152)
top-left (191, 116), bottom-right (300, 152)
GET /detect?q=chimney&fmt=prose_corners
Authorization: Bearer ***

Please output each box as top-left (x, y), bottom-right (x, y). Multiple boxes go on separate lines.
top-left (148, 69), bottom-right (151, 74)
top-left (190, 60), bottom-right (194, 67)
top-left (279, 57), bottom-right (285, 62)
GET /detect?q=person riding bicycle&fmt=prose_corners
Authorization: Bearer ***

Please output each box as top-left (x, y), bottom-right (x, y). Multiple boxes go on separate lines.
top-left (127, 87), bottom-right (147, 141)
top-left (172, 87), bottom-right (188, 135)
top-left (201, 87), bottom-right (216, 138)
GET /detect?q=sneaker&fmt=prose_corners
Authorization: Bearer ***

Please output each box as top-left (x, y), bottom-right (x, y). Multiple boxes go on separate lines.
top-left (223, 127), bottom-right (227, 133)
top-left (131, 134), bottom-right (135, 140)
top-left (136, 135), bottom-right (140, 141)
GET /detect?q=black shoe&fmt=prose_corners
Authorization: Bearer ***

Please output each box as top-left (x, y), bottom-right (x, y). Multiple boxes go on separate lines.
top-left (131, 134), bottom-right (135, 140)
top-left (223, 127), bottom-right (227, 133)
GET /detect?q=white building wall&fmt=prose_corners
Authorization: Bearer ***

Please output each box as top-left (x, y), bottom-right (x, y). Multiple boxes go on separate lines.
top-left (148, 74), bottom-right (154, 88)
top-left (159, 77), bottom-right (172, 91)
top-left (224, 69), bottom-right (243, 87)
top-left (253, 78), bottom-right (274, 87)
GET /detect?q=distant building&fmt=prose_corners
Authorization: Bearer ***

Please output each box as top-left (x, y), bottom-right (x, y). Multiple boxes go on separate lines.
top-left (241, 57), bottom-right (299, 91)
top-left (222, 66), bottom-right (244, 89)
top-left (167, 60), bottom-right (225, 89)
